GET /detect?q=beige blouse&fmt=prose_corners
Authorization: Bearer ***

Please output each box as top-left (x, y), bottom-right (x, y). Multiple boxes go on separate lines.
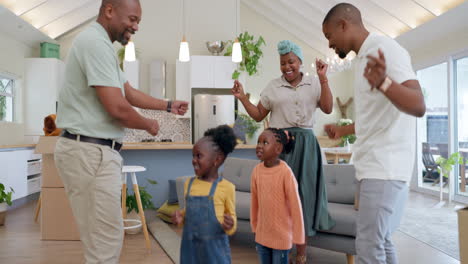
top-left (260, 75), bottom-right (321, 129)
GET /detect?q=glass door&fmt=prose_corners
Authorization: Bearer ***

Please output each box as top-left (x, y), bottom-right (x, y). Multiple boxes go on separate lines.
top-left (455, 56), bottom-right (468, 198)
top-left (416, 63), bottom-right (448, 193)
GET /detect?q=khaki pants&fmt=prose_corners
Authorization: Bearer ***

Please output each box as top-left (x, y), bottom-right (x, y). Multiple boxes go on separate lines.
top-left (55, 137), bottom-right (123, 264)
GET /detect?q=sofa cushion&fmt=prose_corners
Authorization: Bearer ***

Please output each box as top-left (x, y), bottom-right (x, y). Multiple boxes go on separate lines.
top-left (236, 191), bottom-right (251, 220)
top-left (323, 164), bottom-right (358, 204)
top-left (222, 157), bottom-right (259, 192)
top-left (322, 202), bottom-right (357, 237)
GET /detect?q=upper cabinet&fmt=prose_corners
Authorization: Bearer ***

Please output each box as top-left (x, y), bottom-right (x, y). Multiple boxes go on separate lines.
top-left (24, 58), bottom-right (64, 136)
top-left (189, 56), bottom-right (236, 89)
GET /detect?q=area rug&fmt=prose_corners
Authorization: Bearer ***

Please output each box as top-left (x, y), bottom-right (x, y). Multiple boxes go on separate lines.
top-left (398, 199), bottom-right (460, 260)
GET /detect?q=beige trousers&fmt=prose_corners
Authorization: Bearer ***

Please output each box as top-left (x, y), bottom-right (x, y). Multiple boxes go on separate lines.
top-left (55, 137), bottom-right (123, 264)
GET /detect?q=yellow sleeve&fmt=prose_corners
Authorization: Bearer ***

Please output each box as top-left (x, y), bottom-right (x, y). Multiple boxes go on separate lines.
top-left (224, 183), bottom-right (237, 236)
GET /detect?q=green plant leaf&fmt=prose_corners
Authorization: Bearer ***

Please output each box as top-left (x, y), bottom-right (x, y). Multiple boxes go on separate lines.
top-left (232, 70), bottom-right (240, 80)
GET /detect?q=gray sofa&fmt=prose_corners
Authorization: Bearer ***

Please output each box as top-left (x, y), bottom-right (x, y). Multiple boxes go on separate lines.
top-left (176, 158), bottom-right (358, 264)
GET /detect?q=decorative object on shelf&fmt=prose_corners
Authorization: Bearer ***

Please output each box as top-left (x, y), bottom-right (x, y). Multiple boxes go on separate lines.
top-left (178, 0), bottom-right (190, 62)
top-left (337, 118), bottom-right (356, 147)
top-left (0, 183), bottom-right (14, 226)
top-left (206, 41), bottom-right (226, 55)
top-left (436, 152), bottom-right (466, 204)
top-left (336, 97), bottom-right (353, 119)
top-left (224, 31), bottom-right (266, 80)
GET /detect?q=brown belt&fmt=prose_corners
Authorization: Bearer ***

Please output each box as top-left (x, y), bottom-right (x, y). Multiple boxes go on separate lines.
top-left (61, 130), bottom-right (122, 151)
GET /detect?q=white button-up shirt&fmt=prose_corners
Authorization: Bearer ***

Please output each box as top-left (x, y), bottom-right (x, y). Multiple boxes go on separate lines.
top-left (260, 75), bottom-right (321, 129)
top-left (353, 33), bottom-right (417, 182)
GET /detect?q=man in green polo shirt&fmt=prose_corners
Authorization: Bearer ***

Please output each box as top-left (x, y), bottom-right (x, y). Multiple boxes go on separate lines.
top-left (54, 0), bottom-right (188, 262)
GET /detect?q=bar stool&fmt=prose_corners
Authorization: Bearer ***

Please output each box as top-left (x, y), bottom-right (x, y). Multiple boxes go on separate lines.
top-left (121, 165), bottom-right (151, 251)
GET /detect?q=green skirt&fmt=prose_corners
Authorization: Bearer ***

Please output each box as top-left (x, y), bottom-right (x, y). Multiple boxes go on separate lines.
top-left (281, 127), bottom-right (335, 236)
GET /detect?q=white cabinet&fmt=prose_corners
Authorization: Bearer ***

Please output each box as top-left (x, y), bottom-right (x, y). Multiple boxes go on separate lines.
top-left (190, 56), bottom-right (214, 88)
top-left (189, 56), bottom-right (236, 88)
top-left (213, 57), bottom-right (237, 88)
top-left (123, 60), bottom-right (140, 89)
top-left (24, 58), bottom-right (65, 136)
top-left (0, 149), bottom-right (33, 201)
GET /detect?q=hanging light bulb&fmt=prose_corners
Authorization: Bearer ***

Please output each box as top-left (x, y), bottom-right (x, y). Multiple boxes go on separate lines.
top-left (178, 0), bottom-right (190, 62)
top-left (232, 38), bottom-right (242, 63)
top-left (179, 36), bottom-right (190, 62)
top-left (124, 41), bottom-right (136, 61)
top-left (231, 0), bottom-right (242, 63)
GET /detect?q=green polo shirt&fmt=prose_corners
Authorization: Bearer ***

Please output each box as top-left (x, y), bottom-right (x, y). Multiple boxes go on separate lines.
top-left (56, 22), bottom-right (126, 140)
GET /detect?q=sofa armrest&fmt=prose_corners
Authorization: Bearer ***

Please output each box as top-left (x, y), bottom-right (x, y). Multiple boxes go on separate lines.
top-left (176, 176), bottom-right (192, 209)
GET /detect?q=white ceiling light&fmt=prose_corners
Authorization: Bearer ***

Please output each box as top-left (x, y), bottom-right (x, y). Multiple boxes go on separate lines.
top-left (124, 41), bottom-right (136, 62)
top-left (178, 0), bottom-right (190, 62)
top-left (232, 0), bottom-right (242, 63)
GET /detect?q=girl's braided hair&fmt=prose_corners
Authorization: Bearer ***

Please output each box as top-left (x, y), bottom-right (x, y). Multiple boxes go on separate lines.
top-left (266, 128), bottom-right (295, 154)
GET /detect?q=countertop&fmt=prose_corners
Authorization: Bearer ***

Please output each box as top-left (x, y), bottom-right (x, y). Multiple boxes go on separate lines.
top-left (0, 142), bottom-right (257, 150)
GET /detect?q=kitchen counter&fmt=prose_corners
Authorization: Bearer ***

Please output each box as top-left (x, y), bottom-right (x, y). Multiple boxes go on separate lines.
top-left (1, 142), bottom-right (257, 150)
top-left (0, 144), bottom-right (36, 150)
top-left (122, 142), bottom-right (256, 150)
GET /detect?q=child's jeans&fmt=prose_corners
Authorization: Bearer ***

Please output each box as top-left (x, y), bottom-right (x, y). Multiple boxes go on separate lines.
top-left (255, 243), bottom-right (290, 264)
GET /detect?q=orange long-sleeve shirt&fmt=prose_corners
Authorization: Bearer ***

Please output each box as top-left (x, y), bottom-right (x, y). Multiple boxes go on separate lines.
top-left (250, 160), bottom-right (305, 250)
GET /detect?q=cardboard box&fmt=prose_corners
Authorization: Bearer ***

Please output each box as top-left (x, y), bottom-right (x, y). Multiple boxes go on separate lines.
top-left (459, 207), bottom-right (468, 264)
top-left (35, 136), bottom-right (63, 188)
top-left (41, 187), bottom-right (80, 240)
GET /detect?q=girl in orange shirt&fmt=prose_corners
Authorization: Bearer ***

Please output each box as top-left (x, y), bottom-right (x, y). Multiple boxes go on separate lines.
top-left (251, 128), bottom-right (305, 264)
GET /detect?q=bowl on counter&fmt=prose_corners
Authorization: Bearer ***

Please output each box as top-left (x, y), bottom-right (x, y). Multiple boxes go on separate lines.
top-left (206, 41), bottom-right (226, 55)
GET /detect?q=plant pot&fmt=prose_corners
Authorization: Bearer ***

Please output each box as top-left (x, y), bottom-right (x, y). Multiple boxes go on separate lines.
top-left (0, 202), bottom-right (7, 226)
top-left (124, 210), bottom-right (142, 235)
top-left (246, 128), bottom-right (262, 145)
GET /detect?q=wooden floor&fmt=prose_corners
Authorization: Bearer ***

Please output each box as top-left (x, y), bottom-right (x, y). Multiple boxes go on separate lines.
top-left (0, 201), bottom-right (173, 264)
top-left (0, 192), bottom-right (462, 264)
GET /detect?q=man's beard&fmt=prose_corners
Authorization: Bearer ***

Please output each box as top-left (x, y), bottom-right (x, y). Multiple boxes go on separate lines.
top-left (338, 50), bottom-right (347, 59)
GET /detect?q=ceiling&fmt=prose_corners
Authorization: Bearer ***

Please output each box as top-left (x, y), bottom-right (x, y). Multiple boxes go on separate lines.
top-left (0, 0), bottom-right (466, 56)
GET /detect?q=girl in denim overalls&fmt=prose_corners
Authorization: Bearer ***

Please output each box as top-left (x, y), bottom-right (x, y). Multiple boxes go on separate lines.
top-left (173, 125), bottom-right (238, 264)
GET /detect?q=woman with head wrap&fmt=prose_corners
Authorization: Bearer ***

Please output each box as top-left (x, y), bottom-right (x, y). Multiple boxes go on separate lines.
top-left (232, 40), bottom-right (335, 264)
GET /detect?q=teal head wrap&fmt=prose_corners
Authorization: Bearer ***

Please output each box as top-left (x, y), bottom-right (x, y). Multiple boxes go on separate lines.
top-left (277, 40), bottom-right (303, 63)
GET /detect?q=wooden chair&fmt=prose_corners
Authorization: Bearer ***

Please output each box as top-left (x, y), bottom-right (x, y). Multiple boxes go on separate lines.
top-left (422, 143), bottom-right (440, 183)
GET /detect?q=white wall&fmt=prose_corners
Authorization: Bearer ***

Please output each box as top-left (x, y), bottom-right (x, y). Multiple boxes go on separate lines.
top-left (0, 33), bottom-right (35, 145)
top-left (240, 3), bottom-right (354, 136)
top-left (58, 0), bottom-right (237, 100)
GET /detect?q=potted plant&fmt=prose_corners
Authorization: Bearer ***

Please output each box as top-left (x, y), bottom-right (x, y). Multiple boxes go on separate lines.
top-left (436, 152), bottom-right (466, 203)
top-left (235, 111), bottom-right (261, 145)
top-left (125, 178), bottom-right (157, 234)
top-left (224, 31), bottom-right (266, 80)
top-left (0, 183), bottom-right (14, 226)
top-left (337, 118), bottom-right (356, 149)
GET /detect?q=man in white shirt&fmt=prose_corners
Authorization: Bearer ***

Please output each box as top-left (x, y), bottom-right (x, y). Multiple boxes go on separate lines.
top-left (322, 3), bottom-right (426, 264)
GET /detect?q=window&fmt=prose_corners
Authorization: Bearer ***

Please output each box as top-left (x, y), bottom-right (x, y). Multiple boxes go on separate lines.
top-left (0, 75), bottom-right (15, 122)
top-left (416, 62), bottom-right (448, 192)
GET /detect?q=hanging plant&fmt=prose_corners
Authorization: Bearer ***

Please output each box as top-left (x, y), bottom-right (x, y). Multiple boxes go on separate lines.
top-left (224, 31), bottom-right (266, 80)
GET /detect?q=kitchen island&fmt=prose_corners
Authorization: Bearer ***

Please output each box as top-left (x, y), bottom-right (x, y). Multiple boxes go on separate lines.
top-left (121, 142), bottom-right (257, 207)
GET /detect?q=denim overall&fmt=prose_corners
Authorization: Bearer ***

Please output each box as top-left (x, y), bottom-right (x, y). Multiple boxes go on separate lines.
top-left (180, 177), bottom-right (231, 264)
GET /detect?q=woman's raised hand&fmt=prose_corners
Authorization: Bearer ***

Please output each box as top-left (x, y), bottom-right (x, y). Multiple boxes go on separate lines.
top-left (231, 80), bottom-right (246, 100)
top-left (315, 58), bottom-right (328, 80)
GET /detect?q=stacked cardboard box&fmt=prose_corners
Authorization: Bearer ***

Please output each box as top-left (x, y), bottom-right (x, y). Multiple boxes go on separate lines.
top-left (35, 136), bottom-right (80, 240)
top-left (459, 207), bottom-right (468, 264)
